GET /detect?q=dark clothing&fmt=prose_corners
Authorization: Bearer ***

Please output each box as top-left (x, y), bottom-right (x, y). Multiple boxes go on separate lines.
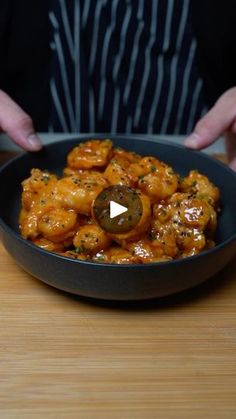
top-left (0, 0), bottom-right (51, 130)
top-left (0, 0), bottom-right (236, 131)
top-left (191, 1), bottom-right (236, 108)
top-left (49, 0), bottom-right (206, 134)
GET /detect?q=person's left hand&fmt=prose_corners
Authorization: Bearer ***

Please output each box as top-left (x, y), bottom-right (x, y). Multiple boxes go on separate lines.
top-left (184, 87), bottom-right (236, 171)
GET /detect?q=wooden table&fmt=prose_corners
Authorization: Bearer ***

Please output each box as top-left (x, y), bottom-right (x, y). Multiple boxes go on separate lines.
top-left (1, 152), bottom-right (236, 419)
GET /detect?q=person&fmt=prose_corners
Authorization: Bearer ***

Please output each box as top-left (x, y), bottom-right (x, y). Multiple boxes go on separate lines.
top-left (0, 0), bottom-right (236, 170)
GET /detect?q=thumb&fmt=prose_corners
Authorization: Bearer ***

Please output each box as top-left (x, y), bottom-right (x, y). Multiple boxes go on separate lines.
top-left (185, 88), bottom-right (236, 150)
top-left (0, 90), bottom-right (42, 151)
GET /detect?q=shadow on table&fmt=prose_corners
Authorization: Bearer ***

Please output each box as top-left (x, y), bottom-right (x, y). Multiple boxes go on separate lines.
top-left (65, 257), bottom-right (236, 311)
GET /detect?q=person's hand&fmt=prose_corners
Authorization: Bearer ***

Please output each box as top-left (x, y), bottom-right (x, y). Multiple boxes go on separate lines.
top-left (185, 87), bottom-right (236, 171)
top-left (0, 90), bottom-right (42, 151)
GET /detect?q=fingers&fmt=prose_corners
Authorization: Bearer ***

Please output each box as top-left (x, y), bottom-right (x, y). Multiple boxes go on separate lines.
top-left (0, 90), bottom-right (42, 151)
top-left (185, 87), bottom-right (236, 149)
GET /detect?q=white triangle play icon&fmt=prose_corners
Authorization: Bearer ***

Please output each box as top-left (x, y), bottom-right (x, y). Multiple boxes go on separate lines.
top-left (110, 201), bottom-right (128, 219)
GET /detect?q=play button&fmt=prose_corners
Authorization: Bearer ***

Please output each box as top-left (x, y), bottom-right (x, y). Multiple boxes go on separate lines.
top-left (110, 201), bottom-right (128, 219)
top-left (92, 185), bottom-right (143, 234)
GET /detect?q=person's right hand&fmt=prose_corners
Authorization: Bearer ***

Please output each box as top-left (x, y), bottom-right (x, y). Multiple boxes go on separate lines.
top-left (0, 89), bottom-right (42, 151)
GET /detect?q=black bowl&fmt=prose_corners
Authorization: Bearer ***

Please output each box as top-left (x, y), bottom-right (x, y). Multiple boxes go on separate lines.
top-left (0, 135), bottom-right (236, 300)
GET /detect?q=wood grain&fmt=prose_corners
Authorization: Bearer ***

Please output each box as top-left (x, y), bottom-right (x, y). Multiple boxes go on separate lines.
top-left (1, 242), bottom-right (236, 419)
top-left (0, 152), bottom-right (236, 418)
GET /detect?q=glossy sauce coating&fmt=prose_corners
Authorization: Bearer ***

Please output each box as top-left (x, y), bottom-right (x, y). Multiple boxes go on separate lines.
top-left (19, 139), bottom-right (220, 264)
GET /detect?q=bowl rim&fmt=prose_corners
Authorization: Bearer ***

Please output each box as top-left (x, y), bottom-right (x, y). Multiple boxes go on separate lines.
top-left (1, 218), bottom-right (235, 269)
top-left (1, 133), bottom-right (236, 176)
top-left (0, 134), bottom-right (236, 268)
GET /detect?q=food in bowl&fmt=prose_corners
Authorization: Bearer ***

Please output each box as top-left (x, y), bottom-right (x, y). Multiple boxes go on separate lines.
top-left (18, 139), bottom-right (220, 264)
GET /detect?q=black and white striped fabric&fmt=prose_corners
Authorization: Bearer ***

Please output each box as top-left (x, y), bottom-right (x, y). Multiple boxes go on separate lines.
top-left (49, 0), bottom-right (207, 134)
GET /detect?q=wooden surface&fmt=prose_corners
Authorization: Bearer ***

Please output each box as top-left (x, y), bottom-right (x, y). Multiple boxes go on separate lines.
top-left (0, 152), bottom-right (236, 419)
